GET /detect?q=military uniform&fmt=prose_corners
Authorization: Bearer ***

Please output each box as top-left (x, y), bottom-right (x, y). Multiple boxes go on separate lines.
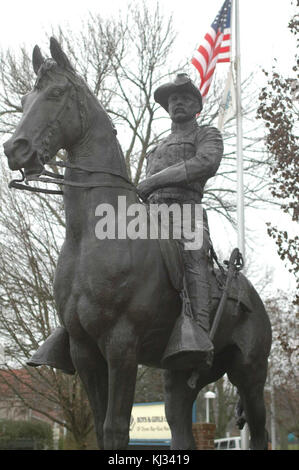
top-left (146, 121), bottom-right (223, 205)
top-left (147, 120), bottom-right (222, 325)
top-left (139, 74), bottom-right (223, 369)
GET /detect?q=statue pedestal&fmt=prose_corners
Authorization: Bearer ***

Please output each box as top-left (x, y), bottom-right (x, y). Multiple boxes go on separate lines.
top-left (192, 423), bottom-right (216, 450)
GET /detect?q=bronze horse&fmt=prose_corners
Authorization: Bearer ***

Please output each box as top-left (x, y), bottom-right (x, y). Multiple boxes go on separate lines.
top-left (3, 38), bottom-right (272, 450)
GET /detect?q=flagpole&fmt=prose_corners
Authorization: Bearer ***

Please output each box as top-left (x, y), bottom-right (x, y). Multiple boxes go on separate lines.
top-left (235, 0), bottom-right (249, 448)
top-left (234, 0), bottom-right (245, 260)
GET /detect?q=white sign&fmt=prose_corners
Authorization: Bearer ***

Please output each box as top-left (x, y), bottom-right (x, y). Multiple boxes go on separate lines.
top-left (129, 402), bottom-right (171, 441)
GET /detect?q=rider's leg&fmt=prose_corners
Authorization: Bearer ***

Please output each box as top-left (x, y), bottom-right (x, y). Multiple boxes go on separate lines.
top-left (180, 221), bottom-right (214, 365)
top-left (183, 246), bottom-right (211, 333)
top-left (162, 206), bottom-right (213, 370)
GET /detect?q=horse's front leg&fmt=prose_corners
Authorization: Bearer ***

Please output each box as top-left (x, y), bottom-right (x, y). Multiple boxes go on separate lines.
top-left (69, 328), bottom-right (108, 450)
top-left (102, 318), bottom-right (138, 450)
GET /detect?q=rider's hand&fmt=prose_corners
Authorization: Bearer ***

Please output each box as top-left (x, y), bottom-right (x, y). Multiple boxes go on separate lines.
top-left (137, 178), bottom-right (154, 199)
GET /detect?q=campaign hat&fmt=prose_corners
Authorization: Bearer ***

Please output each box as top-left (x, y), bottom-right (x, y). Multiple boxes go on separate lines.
top-left (154, 73), bottom-right (203, 113)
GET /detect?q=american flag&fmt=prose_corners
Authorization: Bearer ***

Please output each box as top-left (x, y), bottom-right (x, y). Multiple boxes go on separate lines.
top-left (191, 0), bottom-right (232, 104)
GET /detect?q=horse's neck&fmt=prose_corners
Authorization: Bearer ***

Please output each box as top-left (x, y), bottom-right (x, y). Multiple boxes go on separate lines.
top-left (63, 98), bottom-right (137, 237)
top-left (67, 96), bottom-right (128, 178)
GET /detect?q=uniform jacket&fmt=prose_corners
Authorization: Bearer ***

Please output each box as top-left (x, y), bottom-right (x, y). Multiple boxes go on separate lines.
top-left (146, 122), bottom-right (223, 204)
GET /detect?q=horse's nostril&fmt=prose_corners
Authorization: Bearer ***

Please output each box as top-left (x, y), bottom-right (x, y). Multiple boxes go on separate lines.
top-left (13, 138), bottom-right (31, 155)
top-left (3, 137), bottom-right (33, 171)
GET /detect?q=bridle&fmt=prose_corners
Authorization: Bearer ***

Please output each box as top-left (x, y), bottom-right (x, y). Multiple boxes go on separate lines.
top-left (9, 161), bottom-right (142, 198)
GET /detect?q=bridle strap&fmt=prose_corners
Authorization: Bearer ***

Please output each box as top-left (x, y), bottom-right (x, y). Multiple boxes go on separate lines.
top-left (8, 162), bottom-right (145, 200)
top-left (48, 161), bottom-right (134, 186)
top-left (28, 175), bottom-right (136, 191)
top-left (9, 170), bottom-right (64, 195)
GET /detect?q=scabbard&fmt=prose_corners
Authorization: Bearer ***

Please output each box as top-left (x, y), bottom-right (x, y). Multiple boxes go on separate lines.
top-left (209, 247), bottom-right (241, 341)
top-left (187, 247), bottom-right (243, 389)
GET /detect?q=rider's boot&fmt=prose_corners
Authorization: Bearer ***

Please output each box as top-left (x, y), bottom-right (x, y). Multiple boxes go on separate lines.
top-left (185, 274), bottom-right (214, 369)
top-left (162, 271), bottom-right (214, 370)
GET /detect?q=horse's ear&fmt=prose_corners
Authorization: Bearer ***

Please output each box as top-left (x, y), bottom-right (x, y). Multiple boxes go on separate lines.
top-left (50, 37), bottom-right (74, 71)
top-left (32, 45), bottom-right (45, 75)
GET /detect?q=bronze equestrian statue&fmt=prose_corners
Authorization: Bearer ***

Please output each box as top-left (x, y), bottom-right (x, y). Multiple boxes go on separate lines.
top-left (3, 38), bottom-right (272, 450)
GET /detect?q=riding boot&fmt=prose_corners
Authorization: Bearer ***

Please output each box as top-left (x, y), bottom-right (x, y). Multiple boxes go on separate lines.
top-left (185, 274), bottom-right (214, 368)
top-left (161, 272), bottom-right (214, 370)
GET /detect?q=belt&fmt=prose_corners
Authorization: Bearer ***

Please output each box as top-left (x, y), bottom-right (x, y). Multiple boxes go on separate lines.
top-left (148, 187), bottom-right (203, 204)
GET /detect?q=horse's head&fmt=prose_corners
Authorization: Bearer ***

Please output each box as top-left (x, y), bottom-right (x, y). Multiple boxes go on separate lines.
top-left (3, 38), bottom-right (88, 177)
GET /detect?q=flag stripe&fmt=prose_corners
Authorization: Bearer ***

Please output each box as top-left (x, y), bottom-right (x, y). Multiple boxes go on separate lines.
top-left (198, 45), bottom-right (210, 66)
top-left (191, 0), bottom-right (232, 105)
top-left (220, 39), bottom-right (231, 48)
top-left (219, 46), bottom-right (230, 53)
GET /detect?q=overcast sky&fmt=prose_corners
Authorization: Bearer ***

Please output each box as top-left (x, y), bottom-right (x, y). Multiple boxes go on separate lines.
top-left (0, 0), bottom-right (296, 74)
top-left (0, 0), bottom-right (297, 295)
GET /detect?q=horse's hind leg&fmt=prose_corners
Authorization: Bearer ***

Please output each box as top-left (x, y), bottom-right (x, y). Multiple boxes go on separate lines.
top-left (69, 332), bottom-right (108, 449)
top-left (228, 353), bottom-right (269, 450)
top-left (164, 369), bottom-right (204, 450)
top-left (164, 356), bottom-right (229, 450)
top-left (237, 382), bottom-right (268, 450)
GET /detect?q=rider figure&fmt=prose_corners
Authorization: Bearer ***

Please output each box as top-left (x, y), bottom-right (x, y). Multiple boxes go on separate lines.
top-left (138, 73), bottom-right (223, 370)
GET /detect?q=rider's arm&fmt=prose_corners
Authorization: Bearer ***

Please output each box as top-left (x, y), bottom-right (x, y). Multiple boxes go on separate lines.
top-left (143, 160), bottom-right (189, 188)
top-left (185, 126), bottom-right (223, 182)
top-left (139, 127), bottom-right (223, 194)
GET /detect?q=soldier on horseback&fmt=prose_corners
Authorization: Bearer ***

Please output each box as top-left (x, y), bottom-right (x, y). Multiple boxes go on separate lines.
top-left (138, 73), bottom-right (224, 371)
top-left (6, 39), bottom-right (270, 449)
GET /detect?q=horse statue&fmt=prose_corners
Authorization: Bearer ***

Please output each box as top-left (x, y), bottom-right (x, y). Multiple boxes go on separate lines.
top-left (3, 38), bottom-right (272, 450)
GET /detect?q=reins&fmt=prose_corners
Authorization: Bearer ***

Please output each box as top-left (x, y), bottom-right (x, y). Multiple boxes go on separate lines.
top-left (8, 161), bottom-right (143, 200)
top-left (9, 169), bottom-right (63, 195)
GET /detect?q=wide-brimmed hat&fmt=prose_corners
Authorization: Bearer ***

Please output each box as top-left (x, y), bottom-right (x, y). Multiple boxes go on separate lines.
top-left (154, 73), bottom-right (202, 113)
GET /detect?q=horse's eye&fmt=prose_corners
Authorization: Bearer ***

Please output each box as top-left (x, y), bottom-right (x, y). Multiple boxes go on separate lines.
top-left (49, 88), bottom-right (64, 99)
